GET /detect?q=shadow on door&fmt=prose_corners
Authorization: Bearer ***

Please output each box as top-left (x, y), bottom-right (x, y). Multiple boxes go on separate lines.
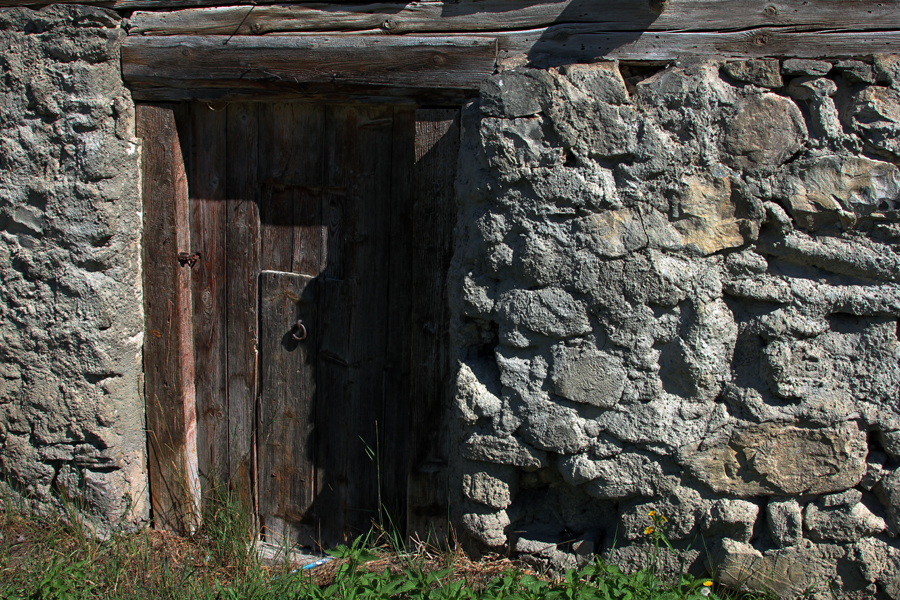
top-left (138, 101), bottom-right (458, 549)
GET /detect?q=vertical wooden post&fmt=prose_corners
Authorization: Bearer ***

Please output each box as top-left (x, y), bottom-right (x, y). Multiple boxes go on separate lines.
top-left (137, 103), bottom-right (201, 532)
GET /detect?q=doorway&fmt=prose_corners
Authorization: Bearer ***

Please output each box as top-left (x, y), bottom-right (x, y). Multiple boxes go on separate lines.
top-left (137, 102), bottom-right (458, 548)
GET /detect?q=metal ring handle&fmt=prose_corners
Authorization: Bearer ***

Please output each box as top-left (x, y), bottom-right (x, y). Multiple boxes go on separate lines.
top-left (291, 320), bottom-right (307, 341)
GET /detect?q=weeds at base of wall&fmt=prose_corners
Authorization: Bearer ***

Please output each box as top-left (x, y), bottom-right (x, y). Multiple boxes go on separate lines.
top-left (0, 490), bottom-right (781, 600)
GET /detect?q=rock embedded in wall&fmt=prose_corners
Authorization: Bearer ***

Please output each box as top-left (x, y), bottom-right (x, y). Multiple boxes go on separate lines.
top-left (722, 58), bottom-right (783, 89)
top-left (452, 54), bottom-right (900, 597)
top-left (682, 421), bottom-right (868, 496)
top-left (779, 154), bottom-right (900, 230)
top-left (767, 498), bottom-right (803, 548)
top-left (874, 54), bottom-right (900, 88)
top-left (803, 490), bottom-right (887, 543)
top-left (0, 5), bottom-right (145, 533)
top-left (846, 86), bottom-right (900, 158)
top-left (723, 93), bottom-right (807, 171)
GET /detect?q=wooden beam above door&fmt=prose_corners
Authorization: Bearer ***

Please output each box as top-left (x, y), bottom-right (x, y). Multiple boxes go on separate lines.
top-left (125, 0), bottom-right (900, 36)
top-left (5, 0), bottom-right (900, 32)
top-left (121, 34), bottom-right (497, 95)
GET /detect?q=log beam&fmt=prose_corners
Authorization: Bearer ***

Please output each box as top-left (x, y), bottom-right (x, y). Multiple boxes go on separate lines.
top-left (122, 34), bottom-right (497, 91)
top-left (125, 0), bottom-right (900, 37)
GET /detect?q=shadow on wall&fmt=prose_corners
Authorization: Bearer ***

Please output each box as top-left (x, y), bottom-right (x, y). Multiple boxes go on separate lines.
top-left (439, 0), bottom-right (666, 68)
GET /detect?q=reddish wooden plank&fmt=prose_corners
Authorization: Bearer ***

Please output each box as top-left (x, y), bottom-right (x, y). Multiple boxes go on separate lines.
top-left (406, 109), bottom-right (459, 544)
top-left (258, 271), bottom-right (318, 547)
top-left (225, 104), bottom-right (259, 506)
top-left (137, 103), bottom-right (200, 533)
top-left (188, 104), bottom-right (229, 495)
top-left (225, 102), bottom-right (260, 506)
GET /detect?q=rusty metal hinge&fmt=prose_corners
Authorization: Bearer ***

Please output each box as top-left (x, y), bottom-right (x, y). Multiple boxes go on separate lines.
top-left (178, 252), bottom-right (201, 268)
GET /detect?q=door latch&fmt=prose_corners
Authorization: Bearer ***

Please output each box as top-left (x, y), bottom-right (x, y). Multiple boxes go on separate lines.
top-left (291, 320), bottom-right (307, 341)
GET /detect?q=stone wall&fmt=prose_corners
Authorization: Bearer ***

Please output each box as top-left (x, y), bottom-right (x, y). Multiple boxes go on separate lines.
top-left (452, 56), bottom-right (900, 599)
top-left (2, 3), bottom-right (900, 595)
top-left (0, 5), bottom-right (146, 533)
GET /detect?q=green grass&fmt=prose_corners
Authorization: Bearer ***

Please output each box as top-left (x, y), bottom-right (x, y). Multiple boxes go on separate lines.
top-left (0, 490), bottom-right (772, 600)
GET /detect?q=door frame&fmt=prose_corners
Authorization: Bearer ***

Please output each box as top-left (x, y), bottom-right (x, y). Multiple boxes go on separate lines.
top-left (137, 100), bottom-right (461, 546)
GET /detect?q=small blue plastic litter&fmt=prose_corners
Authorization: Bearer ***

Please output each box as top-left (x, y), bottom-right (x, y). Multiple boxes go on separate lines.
top-left (302, 557), bottom-right (333, 570)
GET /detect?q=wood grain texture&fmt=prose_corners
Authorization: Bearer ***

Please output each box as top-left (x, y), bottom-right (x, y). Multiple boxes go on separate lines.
top-left (499, 26), bottom-right (900, 64)
top-left (259, 104), bottom-right (297, 273)
top-left (345, 104), bottom-right (394, 543)
top-left (258, 271), bottom-right (318, 546)
top-left (127, 84), bottom-right (472, 105)
top-left (225, 102), bottom-right (259, 506)
top-left (188, 104), bottom-right (229, 495)
top-left (137, 103), bottom-right (200, 533)
top-left (289, 105), bottom-right (326, 276)
top-left (314, 105), bottom-right (361, 547)
top-left (121, 35), bottom-right (498, 90)
top-left (380, 106), bottom-right (415, 535)
top-left (127, 0), bottom-right (900, 36)
top-left (405, 109), bottom-right (458, 544)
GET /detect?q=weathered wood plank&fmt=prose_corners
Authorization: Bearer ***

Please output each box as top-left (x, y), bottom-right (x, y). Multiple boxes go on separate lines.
top-left (406, 109), bottom-right (457, 545)
top-left (127, 83), bottom-right (471, 108)
top-left (293, 187), bottom-right (325, 276)
top-left (258, 271), bottom-right (318, 547)
top-left (500, 26), bottom-right (900, 64)
top-left (318, 105), bottom-right (381, 547)
top-left (188, 104), bottom-right (229, 497)
top-left (137, 103), bottom-right (200, 533)
top-left (127, 0), bottom-right (900, 36)
top-left (258, 104), bottom-right (296, 273)
top-left (344, 105), bottom-right (395, 541)
top-left (312, 275), bottom-right (349, 547)
top-left (290, 105), bottom-right (326, 276)
top-left (121, 35), bottom-right (498, 90)
top-left (313, 105), bottom-right (356, 547)
top-left (380, 106), bottom-right (415, 536)
top-left (123, 27), bottom-right (900, 96)
top-left (224, 102), bottom-right (259, 507)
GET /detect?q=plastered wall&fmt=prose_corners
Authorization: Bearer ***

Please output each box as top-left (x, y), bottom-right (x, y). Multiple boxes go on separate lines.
top-left (451, 57), bottom-right (900, 599)
top-left (0, 5), bottom-right (146, 533)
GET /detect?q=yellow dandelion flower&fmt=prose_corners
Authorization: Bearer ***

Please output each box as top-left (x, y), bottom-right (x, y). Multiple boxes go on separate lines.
top-left (660, 516), bottom-right (668, 522)
top-left (703, 581), bottom-right (714, 587)
top-left (648, 510), bottom-right (656, 517)
top-left (644, 526), bottom-right (654, 535)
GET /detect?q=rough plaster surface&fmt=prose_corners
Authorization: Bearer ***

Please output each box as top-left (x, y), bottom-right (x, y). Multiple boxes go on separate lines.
top-left (0, 5), bottom-right (146, 533)
top-left (452, 57), bottom-right (900, 599)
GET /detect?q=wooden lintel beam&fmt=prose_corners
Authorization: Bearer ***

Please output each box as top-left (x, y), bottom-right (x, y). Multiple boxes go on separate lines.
top-left (127, 83), bottom-right (474, 104)
top-left (125, 0), bottom-right (900, 37)
top-left (121, 35), bottom-right (497, 91)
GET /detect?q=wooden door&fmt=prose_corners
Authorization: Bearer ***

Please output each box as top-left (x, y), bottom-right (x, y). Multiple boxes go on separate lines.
top-left (138, 102), bottom-right (459, 548)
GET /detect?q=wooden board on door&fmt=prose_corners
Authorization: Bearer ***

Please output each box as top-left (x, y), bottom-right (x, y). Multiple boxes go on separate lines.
top-left (139, 102), bottom-right (459, 548)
